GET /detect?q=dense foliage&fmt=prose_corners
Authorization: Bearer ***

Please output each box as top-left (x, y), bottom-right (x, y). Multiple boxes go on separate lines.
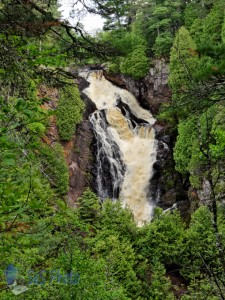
top-left (1, 0), bottom-right (225, 299)
top-left (57, 83), bottom-right (85, 141)
top-left (2, 188), bottom-right (225, 299)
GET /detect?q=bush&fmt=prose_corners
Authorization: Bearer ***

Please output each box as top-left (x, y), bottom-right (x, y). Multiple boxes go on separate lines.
top-left (57, 84), bottom-right (85, 141)
top-left (40, 143), bottom-right (69, 195)
top-left (153, 32), bottom-right (174, 57)
top-left (120, 45), bottom-right (149, 79)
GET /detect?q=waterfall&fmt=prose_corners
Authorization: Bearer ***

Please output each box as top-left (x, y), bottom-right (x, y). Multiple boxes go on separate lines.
top-left (89, 110), bottom-right (125, 200)
top-left (83, 70), bottom-right (157, 226)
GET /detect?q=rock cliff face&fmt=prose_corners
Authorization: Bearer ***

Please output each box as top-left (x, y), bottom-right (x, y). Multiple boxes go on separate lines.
top-left (67, 77), bottom-right (97, 205)
top-left (104, 59), bottom-right (171, 115)
top-left (39, 62), bottom-right (191, 218)
top-left (37, 81), bottom-right (96, 206)
top-left (70, 61), bottom-right (191, 219)
top-left (66, 116), bottom-right (95, 205)
top-left (104, 59), bottom-right (191, 219)
top-left (153, 124), bottom-right (190, 220)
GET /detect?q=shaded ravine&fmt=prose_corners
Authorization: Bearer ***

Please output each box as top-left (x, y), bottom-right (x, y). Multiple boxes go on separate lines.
top-left (83, 70), bottom-right (157, 226)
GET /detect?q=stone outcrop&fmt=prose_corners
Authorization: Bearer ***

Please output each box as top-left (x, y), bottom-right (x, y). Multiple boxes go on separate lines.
top-left (38, 80), bottom-right (96, 206)
top-left (66, 117), bottom-right (95, 205)
top-left (66, 90), bottom-right (96, 206)
top-left (151, 124), bottom-right (190, 220)
top-left (38, 85), bottom-right (59, 145)
top-left (104, 58), bottom-right (171, 115)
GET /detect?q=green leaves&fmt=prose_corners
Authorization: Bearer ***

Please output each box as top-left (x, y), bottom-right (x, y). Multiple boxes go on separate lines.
top-left (169, 26), bottom-right (199, 108)
top-left (3, 157), bottom-right (16, 166)
top-left (153, 32), bottom-right (173, 57)
top-left (57, 83), bottom-right (85, 141)
top-left (39, 143), bottom-right (69, 195)
top-left (120, 45), bottom-right (149, 79)
top-left (131, 0), bottom-right (184, 56)
top-left (77, 188), bottom-right (101, 224)
top-left (210, 128), bottom-right (225, 159)
top-left (93, 0), bottom-right (132, 30)
top-left (148, 260), bottom-right (175, 300)
top-left (173, 116), bottom-right (198, 174)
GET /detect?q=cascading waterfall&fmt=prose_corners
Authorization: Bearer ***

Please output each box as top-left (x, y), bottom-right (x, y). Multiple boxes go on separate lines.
top-left (83, 70), bottom-right (157, 226)
top-left (89, 110), bottom-right (125, 200)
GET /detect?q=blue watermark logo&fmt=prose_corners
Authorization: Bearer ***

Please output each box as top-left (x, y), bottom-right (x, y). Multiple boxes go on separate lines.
top-left (5, 264), bottom-right (18, 285)
top-left (28, 268), bottom-right (80, 285)
top-left (4, 264), bottom-right (80, 295)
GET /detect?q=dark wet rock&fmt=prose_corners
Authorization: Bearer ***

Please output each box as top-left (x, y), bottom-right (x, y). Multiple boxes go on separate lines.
top-left (166, 264), bottom-right (188, 299)
top-left (66, 79), bottom-right (97, 206)
top-left (89, 64), bottom-right (104, 70)
top-left (176, 200), bottom-right (191, 220)
top-left (81, 92), bottom-right (97, 119)
top-left (103, 73), bottom-right (127, 89)
top-left (155, 188), bottom-right (191, 220)
top-left (67, 119), bottom-right (95, 206)
top-left (75, 76), bottom-right (90, 91)
top-left (73, 64), bottom-right (191, 220)
top-left (161, 135), bottom-right (171, 145)
top-left (153, 123), bottom-right (164, 134)
top-left (104, 58), bottom-right (171, 115)
top-left (116, 97), bottom-right (148, 125)
top-left (159, 188), bottom-right (187, 208)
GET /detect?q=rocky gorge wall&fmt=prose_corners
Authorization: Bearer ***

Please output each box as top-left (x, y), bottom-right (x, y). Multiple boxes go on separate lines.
top-left (104, 59), bottom-right (171, 115)
top-left (66, 78), bottom-right (97, 205)
top-left (38, 80), bottom-right (96, 207)
top-left (103, 59), bottom-right (191, 219)
top-left (42, 59), bottom-right (192, 220)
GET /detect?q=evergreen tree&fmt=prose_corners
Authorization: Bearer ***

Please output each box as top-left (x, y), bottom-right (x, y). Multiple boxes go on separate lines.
top-left (133, 0), bottom-right (185, 56)
top-left (169, 26), bottom-right (199, 111)
top-left (92, 0), bottom-right (133, 30)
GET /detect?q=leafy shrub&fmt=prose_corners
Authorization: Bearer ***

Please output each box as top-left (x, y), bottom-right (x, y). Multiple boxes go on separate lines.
top-left (40, 143), bottom-right (69, 195)
top-left (57, 84), bottom-right (85, 141)
top-left (120, 45), bottom-right (149, 79)
top-left (173, 116), bottom-right (198, 174)
top-left (153, 32), bottom-right (174, 57)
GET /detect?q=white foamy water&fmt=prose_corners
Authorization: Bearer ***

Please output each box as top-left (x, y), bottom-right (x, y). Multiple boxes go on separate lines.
top-left (83, 71), bottom-right (157, 226)
top-left (84, 71), bottom-right (155, 124)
